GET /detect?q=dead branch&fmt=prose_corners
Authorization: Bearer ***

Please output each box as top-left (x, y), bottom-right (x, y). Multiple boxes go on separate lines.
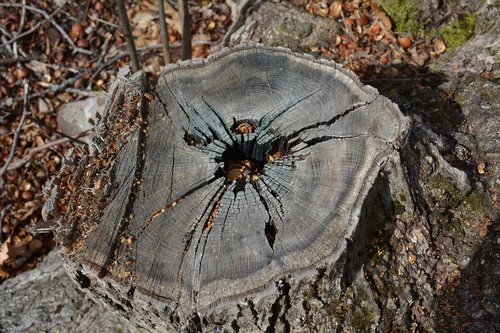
top-left (179, 0), bottom-right (192, 60)
top-left (157, 0), bottom-right (172, 64)
top-left (0, 3), bottom-right (93, 56)
top-left (0, 4), bottom-right (65, 48)
top-left (0, 56), bottom-right (39, 66)
top-left (6, 131), bottom-right (89, 171)
top-left (0, 82), bottom-right (30, 177)
top-left (116, 0), bottom-right (141, 72)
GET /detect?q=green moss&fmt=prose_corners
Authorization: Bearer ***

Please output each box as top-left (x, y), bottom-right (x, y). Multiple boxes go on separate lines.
top-left (394, 200), bottom-right (406, 216)
top-left (378, 0), bottom-right (423, 32)
top-left (427, 175), bottom-right (485, 236)
top-left (437, 13), bottom-right (478, 50)
top-left (349, 307), bottom-right (375, 332)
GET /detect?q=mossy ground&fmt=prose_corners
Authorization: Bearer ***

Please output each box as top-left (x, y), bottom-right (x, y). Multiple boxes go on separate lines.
top-left (427, 175), bottom-right (484, 238)
top-left (379, 0), bottom-right (478, 50)
top-left (432, 13), bottom-right (478, 50)
top-left (378, 0), bottom-right (423, 32)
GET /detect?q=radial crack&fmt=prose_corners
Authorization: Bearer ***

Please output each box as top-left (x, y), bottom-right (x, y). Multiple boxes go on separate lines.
top-left (260, 178), bottom-right (285, 221)
top-left (201, 96), bottom-right (236, 145)
top-left (256, 87), bottom-right (323, 137)
top-left (154, 86), bottom-right (209, 144)
top-left (290, 134), bottom-right (363, 154)
top-left (174, 181), bottom-right (227, 299)
top-left (285, 94), bottom-right (379, 143)
top-left (136, 174), bottom-right (222, 241)
top-left (251, 182), bottom-right (277, 250)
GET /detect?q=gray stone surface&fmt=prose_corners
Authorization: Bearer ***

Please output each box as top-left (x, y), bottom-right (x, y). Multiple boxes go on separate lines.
top-left (0, 249), bottom-right (135, 333)
top-left (224, 0), bottom-right (341, 58)
top-left (433, 1), bottom-right (499, 75)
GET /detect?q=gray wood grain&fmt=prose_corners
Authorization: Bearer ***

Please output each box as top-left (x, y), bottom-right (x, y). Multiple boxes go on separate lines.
top-left (55, 46), bottom-right (408, 329)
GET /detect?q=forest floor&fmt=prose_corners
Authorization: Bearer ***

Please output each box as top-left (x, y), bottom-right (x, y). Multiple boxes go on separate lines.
top-left (0, 0), bottom-right (486, 281)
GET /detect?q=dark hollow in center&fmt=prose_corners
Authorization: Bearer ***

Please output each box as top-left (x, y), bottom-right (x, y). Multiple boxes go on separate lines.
top-left (219, 145), bottom-right (265, 184)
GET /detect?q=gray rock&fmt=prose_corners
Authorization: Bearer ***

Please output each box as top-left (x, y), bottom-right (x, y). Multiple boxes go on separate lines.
top-left (0, 249), bottom-right (136, 333)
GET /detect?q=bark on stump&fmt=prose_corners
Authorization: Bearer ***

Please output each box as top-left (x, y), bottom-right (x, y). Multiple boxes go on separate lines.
top-left (45, 46), bottom-right (409, 332)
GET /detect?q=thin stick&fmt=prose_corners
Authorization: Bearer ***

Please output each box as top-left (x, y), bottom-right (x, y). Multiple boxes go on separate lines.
top-left (0, 55), bottom-right (38, 66)
top-left (18, 0), bottom-right (27, 36)
top-left (0, 81), bottom-right (29, 177)
top-left (0, 3), bottom-right (93, 56)
top-left (0, 41), bottom-right (212, 108)
top-left (0, 4), bottom-right (65, 48)
top-left (116, 0), bottom-right (141, 72)
top-left (179, 0), bottom-right (192, 60)
top-left (157, 0), bottom-right (172, 63)
top-left (88, 14), bottom-right (120, 29)
top-left (6, 131), bottom-right (89, 171)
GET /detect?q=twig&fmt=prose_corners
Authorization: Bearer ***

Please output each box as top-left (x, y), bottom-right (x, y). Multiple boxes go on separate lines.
top-left (116, 0), bottom-right (141, 72)
top-left (377, 18), bottom-right (423, 69)
top-left (18, 0), bottom-right (27, 36)
top-left (0, 40), bottom-right (212, 109)
top-left (0, 69), bottom-right (90, 109)
top-left (179, 0), bottom-right (192, 60)
top-left (6, 131), bottom-right (89, 171)
top-left (157, 0), bottom-right (172, 64)
top-left (0, 3), bottom-right (93, 56)
top-left (88, 13), bottom-right (120, 29)
top-left (0, 55), bottom-right (38, 66)
top-left (66, 88), bottom-right (103, 97)
top-left (0, 4), bottom-right (66, 48)
top-left (0, 81), bottom-right (29, 177)
top-left (88, 34), bottom-right (113, 87)
top-left (88, 41), bottom-right (205, 81)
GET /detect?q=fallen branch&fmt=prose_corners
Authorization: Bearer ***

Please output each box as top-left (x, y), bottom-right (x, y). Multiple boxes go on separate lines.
top-left (0, 3), bottom-right (93, 56)
top-left (0, 4), bottom-right (66, 49)
top-left (0, 55), bottom-right (39, 66)
top-left (0, 40), bottom-right (213, 109)
top-left (6, 131), bottom-right (89, 171)
top-left (0, 82), bottom-right (29, 177)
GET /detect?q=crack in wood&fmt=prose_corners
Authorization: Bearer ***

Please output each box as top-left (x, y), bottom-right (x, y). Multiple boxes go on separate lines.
top-left (260, 177), bottom-right (285, 221)
top-left (139, 174), bottom-right (222, 239)
top-left (175, 181), bottom-right (227, 287)
top-left (265, 279), bottom-right (292, 333)
top-left (201, 95), bottom-right (237, 146)
top-left (155, 90), bottom-right (209, 145)
top-left (98, 76), bottom-right (150, 279)
top-left (285, 94), bottom-right (380, 144)
top-left (251, 181), bottom-right (277, 250)
top-left (255, 87), bottom-right (323, 138)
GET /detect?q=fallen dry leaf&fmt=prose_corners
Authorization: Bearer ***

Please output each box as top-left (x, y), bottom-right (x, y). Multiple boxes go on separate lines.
top-left (477, 161), bottom-right (486, 174)
top-left (0, 239), bottom-right (10, 266)
top-left (375, 10), bottom-right (392, 31)
top-left (329, 1), bottom-right (342, 18)
top-left (434, 38), bottom-right (446, 54)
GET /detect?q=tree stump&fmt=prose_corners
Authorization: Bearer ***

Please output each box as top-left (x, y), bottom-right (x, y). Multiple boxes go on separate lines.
top-left (45, 46), bottom-right (409, 332)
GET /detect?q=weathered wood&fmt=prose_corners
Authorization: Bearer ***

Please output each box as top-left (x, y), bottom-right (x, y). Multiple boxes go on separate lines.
top-left (46, 46), bottom-right (408, 331)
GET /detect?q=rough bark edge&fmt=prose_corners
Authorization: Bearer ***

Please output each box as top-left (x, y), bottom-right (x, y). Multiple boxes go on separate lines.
top-left (47, 47), bottom-right (410, 329)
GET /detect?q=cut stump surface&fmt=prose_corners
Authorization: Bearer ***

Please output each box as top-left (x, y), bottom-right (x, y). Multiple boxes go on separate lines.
top-left (47, 46), bottom-right (409, 330)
